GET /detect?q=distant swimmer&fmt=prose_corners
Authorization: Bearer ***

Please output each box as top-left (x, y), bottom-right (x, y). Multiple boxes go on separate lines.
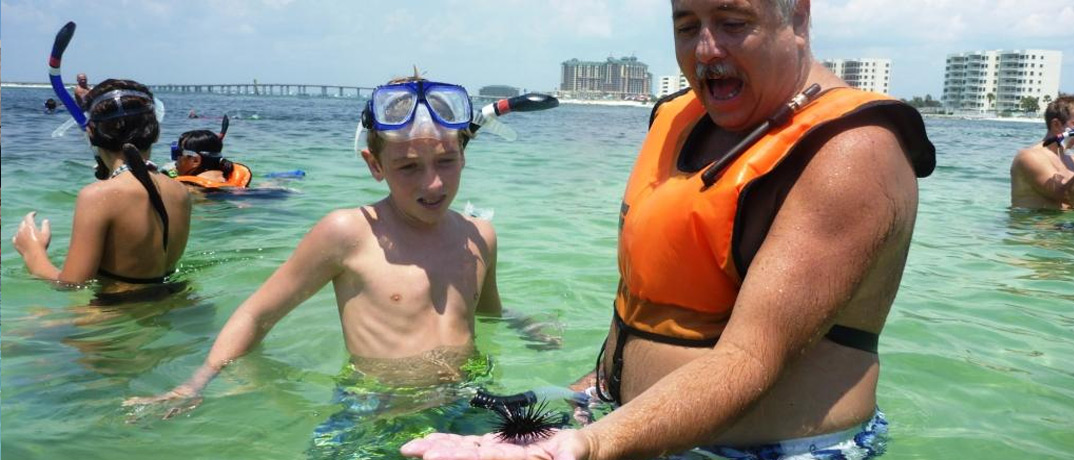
top-left (170, 117), bottom-right (253, 189)
top-left (188, 109), bottom-right (199, 119)
top-left (44, 98), bottom-right (58, 113)
top-left (73, 73), bottom-right (91, 108)
top-left (1011, 95), bottom-right (1074, 210)
top-left (14, 79), bottom-right (192, 292)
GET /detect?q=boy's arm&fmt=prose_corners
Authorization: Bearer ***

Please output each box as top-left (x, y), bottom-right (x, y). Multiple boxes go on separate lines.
top-left (471, 219), bottom-right (561, 349)
top-left (474, 220), bottom-right (502, 316)
top-left (126, 211), bottom-right (358, 406)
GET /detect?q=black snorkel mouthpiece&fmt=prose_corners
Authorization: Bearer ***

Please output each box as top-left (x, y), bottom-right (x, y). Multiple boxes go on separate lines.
top-left (470, 389), bottom-right (537, 413)
top-left (700, 83), bottom-right (822, 189)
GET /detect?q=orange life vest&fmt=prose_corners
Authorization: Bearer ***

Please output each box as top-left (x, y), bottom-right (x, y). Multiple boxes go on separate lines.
top-left (175, 162), bottom-right (252, 189)
top-left (615, 87), bottom-right (934, 344)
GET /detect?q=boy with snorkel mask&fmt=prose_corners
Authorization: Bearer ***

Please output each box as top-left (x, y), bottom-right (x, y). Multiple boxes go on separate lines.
top-left (126, 75), bottom-right (559, 425)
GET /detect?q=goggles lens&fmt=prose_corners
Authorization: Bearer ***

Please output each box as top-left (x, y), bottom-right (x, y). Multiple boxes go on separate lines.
top-left (170, 141), bottom-right (214, 161)
top-left (369, 81), bottom-right (472, 131)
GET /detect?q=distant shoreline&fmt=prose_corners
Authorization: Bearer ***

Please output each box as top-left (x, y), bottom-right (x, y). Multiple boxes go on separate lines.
top-left (923, 113), bottom-right (1038, 124)
top-left (557, 98), bottom-right (653, 108)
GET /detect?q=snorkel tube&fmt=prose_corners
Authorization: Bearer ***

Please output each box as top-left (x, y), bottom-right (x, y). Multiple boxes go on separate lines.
top-left (471, 93), bottom-right (560, 142)
top-left (48, 21), bottom-right (88, 130)
top-left (219, 115), bottom-right (230, 140)
top-left (700, 83), bottom-right (821, 189)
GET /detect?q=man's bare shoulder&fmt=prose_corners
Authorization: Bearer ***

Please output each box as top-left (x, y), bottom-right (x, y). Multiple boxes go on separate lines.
top-left (1012, 144), bottom-right (1053, 170)
top-left (812, 117), bottom-right (908, 173)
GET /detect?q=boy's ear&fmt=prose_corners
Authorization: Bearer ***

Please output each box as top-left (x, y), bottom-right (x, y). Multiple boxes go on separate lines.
top-left (360, 149), bottom-right (385, 181)
top-left (190, 155), bottom-right (203, 169)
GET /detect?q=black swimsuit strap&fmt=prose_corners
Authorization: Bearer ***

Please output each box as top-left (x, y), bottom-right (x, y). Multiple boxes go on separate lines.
top-left (97, 267), bottom-right (175, 285)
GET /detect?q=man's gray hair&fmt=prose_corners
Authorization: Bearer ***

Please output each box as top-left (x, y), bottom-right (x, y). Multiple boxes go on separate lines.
top-left (773, 0), bottom-right (798, 24)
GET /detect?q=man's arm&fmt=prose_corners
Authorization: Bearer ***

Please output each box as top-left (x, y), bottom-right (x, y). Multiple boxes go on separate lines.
top-left (580, 122), bottom-right (918, 459)
top-left (1014, 150), bottom-right (1074, 204)
top-left (125, 210), bottom-right (356, 406)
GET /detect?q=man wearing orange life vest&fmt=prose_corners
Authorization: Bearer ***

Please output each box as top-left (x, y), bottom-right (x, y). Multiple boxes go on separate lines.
top-left (402, 0), bottom-right (935, 458)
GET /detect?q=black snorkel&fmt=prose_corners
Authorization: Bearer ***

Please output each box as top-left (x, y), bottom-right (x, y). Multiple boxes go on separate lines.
top-left (470, 93), bottom-right (560, 133)
top-left (700, 83), bottom-right (822, 189)
top-left (219, 115), bottom-right (230, 140)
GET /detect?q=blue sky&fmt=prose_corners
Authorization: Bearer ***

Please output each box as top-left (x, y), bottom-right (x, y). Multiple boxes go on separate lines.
top-left (2, 0), bottom-right (1072, 99)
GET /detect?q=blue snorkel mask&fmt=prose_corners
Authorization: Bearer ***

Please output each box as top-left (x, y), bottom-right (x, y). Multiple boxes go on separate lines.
top-left (362, 80), bottom-right (472, 132)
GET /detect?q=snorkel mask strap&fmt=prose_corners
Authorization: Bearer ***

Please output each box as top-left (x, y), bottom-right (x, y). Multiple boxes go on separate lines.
top-left (88, 89), bottom-right (156, 121)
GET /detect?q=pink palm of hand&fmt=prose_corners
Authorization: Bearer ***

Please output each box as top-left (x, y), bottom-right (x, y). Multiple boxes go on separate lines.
top-left (400, 429), bottom-right (589, 460)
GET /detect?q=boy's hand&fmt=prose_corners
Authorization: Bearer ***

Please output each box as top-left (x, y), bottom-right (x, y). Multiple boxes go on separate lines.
top-left (123, 385), bottom-right (203, 422)
top-left (13, 211), bottom-right (52, 258)
top-left (401, 429), bottom-right (590, 460)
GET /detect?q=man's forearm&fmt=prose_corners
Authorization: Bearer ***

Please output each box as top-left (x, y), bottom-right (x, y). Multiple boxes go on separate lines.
top-left (581, 343), bottom-right (779, 460)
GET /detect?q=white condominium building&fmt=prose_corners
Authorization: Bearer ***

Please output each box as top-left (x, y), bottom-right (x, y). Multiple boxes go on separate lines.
top-left (821, 58), bottom-right (892, 94)
top-left (942, 49), bottom-right (1062, 114)
top-left (657, 74), bottom-right (690, 98)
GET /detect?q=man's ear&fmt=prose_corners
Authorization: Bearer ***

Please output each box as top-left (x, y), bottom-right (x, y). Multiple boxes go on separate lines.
top-left (360, 149), bottom-right (385, 181)
top-left (190, 155), bottom-right (203, 169)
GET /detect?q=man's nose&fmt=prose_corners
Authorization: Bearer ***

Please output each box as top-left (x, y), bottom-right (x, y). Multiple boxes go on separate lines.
top-left (695, 25), bottom-right (727, 64)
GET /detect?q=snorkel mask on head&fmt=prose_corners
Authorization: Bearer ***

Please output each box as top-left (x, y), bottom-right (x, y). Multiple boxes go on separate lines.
top-left (86, 89), bottom-right (161, 179)
top-left (356, 80), bottom-right (473, 151)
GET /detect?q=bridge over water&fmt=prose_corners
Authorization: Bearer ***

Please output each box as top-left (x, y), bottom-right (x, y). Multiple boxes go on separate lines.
top-left (149, 83), bottom-right (375, 98)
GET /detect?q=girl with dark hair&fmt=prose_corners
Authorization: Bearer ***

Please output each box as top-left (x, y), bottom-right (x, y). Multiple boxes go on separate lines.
top-left (14, 79), bottom-right (192, 289)
top-left (172, 125), bottom-right (253, 189)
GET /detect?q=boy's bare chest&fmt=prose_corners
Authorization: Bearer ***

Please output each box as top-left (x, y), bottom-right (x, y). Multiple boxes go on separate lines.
top-left (339, 237), bottom-right (488, 312)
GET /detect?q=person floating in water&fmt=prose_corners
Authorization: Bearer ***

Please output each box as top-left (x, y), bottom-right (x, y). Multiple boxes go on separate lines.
top-left (170, 120), bottom-right (253, 189)
top-left (1010, 95), bottom-right (1074, 210)
top-left (44, 98), bottom-right (58, 113)
top-left (125, 74), bottom-right (558, 417)
top-left (13, 79), bottom-right (192, 292)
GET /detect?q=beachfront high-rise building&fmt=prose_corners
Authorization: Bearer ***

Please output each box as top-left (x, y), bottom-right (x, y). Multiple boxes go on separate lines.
top-left (657, 73), bottom-right (690, 98)
top-left (821, 58), bottom-right (892, 94)
top-left (942, 49), bottom-right (1062, 114)
top-left (560, 56), bottom-right (653, 100)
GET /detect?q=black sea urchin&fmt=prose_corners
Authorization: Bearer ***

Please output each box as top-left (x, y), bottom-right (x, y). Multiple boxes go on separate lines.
top-left (490, 400), bottom-right (562, 445)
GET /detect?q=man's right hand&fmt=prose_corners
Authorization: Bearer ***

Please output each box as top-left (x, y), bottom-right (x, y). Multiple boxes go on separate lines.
top-left (123, 385), bottom-right (203, 422)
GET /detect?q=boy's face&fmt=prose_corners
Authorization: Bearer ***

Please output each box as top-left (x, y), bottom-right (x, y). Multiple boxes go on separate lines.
top-left (363, 137), bottom-right (465, 226)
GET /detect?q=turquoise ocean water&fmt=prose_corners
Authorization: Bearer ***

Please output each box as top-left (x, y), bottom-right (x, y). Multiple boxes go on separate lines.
top-left (1, 87), bottom-right (1072, 459)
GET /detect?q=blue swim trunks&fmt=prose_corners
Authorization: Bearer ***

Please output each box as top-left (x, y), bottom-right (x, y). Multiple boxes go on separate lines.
top-left (683, 407), bottom-right (889, 460)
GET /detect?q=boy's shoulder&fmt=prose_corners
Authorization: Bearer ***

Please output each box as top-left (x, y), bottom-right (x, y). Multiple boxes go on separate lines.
top-left (309, 206), bottom-right (376, 244)
top-left (450, 209), bottom-right (497, 249)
